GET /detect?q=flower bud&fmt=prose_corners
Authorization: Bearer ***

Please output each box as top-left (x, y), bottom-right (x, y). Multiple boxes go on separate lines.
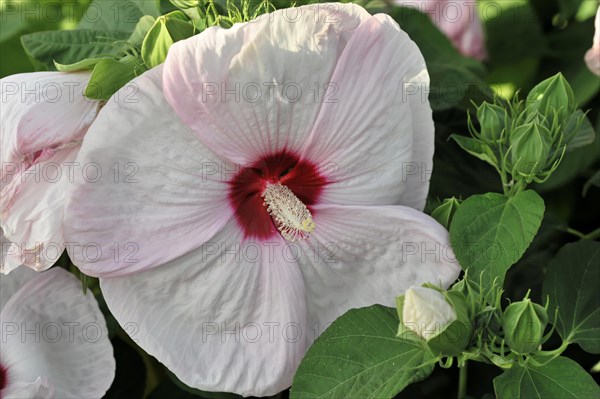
top-left (396, 286), bottom-right (472, 356)
top-left (170, 0), bottom-right (200, 7)
top-left (431, 197), bottom-right (461, 230)
top-left (509, 122), bottom-right (552, 178)
top-left (503, 298), bottom-right (548, 354)
top-left (142, 11), bottom-right (195, 68)
top-left (527, 73), bottom-right (575, 125)
top-left (477, 102), bottom-right (506, 142)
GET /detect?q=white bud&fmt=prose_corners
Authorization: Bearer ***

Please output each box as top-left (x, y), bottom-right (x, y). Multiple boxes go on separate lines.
top-left (402, 286), bottom-right (457, 340)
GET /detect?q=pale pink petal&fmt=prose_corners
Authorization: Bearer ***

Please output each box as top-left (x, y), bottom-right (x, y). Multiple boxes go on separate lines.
top-left (395, 0), bottom-right (487, 60)
top-left (0, 72), bottom-right (99, 272)
top-left (0, 244), bottom-right (36, 311)
top-left (0, 228), bottom-right (21, 275)
top-left (585, 6), bottom-right (600, 77)
top-left (64, 65), bottom-right (233, 277)
top-left (2, 145), bottom-right (79, 272)
top-left (163, 3), bottom-right (371, 165)
top-left (100, 221), bottom-right (307, 397)
top-left (297, 204), bottom-right (460, 332)
top-left (0, 71), bottom-right (97, 168)
top-left (301, 14), bottom-right (433, 210)
top-left (0, 268), bottom-right (115, 398)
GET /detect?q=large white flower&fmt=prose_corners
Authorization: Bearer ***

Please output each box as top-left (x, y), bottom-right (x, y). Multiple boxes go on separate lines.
top-left (0, 72), bottom-right (100, 273)
top-left (64, 3), bottom-right (461, 396)
top-left (0, 266), bottom-right (115, 398)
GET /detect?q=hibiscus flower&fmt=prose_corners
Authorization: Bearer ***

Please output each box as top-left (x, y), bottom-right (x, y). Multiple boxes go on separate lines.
top-left (64, 3), bottom-right (460, 396)
top-left (0, 72), bottom-right (100, 273)
top-left (0, 264), bottom-right (115, 398)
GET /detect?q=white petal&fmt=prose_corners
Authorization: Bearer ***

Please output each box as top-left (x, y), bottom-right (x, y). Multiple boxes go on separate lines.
top-left (403, 286), bottom-right (456, 339)
top-left (64, 65), bottom-right (233, 277)
top-left (1, 377), bottom-right (54, 399)
top-left (100, 221), bottom-right (307, 397)
top-left (1, 72), bottom-right (99, 271)
top-left (163, 3), bottom-right (371, 164)
top-left (301, 14), bottom-right (434, 209)
top-left (0, 267), bottom-right (37, 313)
top-left (297, 204), bottom-right (460, 332)
top-left (0, 71), bottom-right (97, 168)
top-left (2, 145), bottom-right (79, 271)
top-left (0, 268), bottom-right (115, 398)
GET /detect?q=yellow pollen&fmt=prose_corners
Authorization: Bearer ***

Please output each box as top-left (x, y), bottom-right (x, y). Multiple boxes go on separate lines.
top-left (261, 182), bottom-right (316, 242)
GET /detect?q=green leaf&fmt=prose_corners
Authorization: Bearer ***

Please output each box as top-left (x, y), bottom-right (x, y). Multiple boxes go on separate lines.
top-left (55, 57), bottom-right (106, 72)
top-left (481, 0), bottom-right (546, 64)
top-left (290, 305), bottom-right (434, 399)
top-left (542, 240), bottom-right (600, 354)
top-left (128, 15), bottom-right (157, 46)
top-left (493, 356), bottom-right (600, 399)
top-left (21, 29), bottom-right (131, 71)
top-left (482, 0), bottom-right (546, 97)
top-left (0, 7), bottom-right (27, 43)
top-left (386, 6), bottom-right (492, 111)
top-left (449, 190), bottom-right (545, 291)
top-left (564, 110), bottom-right (596, 150)
top-left (583, 170), bottom-right (600, 196)
top-left (78, 0), bottom-right (160, 32)
top-left (449, 135), bottom-right (498, 169)
top-left (85, 58), bottom-right (140, 101)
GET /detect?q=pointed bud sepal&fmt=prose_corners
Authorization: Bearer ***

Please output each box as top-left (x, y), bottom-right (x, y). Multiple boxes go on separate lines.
top-left (509, 122), bottom-right (553, 180)
top-left (526, 72), bottom-right (575, 126)
top-left (142, 11), bottom-right (195, 68)
top-left (426, 290), bottom-right (472, 356)
top-left (430, 197), bottom-right (461, 230)
top-left (477, 102), bottom-right (507, 142)
top-left (502, 295), bottom-right (549, 354)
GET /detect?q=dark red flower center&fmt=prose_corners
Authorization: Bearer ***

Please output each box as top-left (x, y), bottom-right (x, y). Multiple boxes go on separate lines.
top-left (0, 363), bottom-right (7, 392)
top-left (228, 150), bottom-right (328, 241)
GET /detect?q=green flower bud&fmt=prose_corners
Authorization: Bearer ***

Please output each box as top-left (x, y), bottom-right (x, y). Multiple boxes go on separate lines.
top-left (477, 102), bottom-right (506, 142)
top-left (396, 286), bottom-right (472, 356)
top-left (503, 298), bottom-right (548, 354)
top-left (170, 0), bottom-right (200, 7)
top-left (510, 122), bottom-right (552, 177)
top-left (527, 73), bottom-right (575, 125)
top-left (431, 197), bottom-right (461, 230)
top-left (142, 11), bottom-right (195, 68)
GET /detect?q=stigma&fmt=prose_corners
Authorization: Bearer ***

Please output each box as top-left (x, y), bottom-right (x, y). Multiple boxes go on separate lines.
top-left (261, 183), bottom-right (316, 242)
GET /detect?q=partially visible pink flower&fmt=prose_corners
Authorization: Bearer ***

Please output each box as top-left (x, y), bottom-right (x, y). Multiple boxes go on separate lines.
top-left (0, 72), bottom-right (100, 273)
top-left (0, 267), bottom-right (115, 398)
top-left (396, 0), bottom-right (487, 60)
top-left (585, 6), bottom-right (600, 76)
top-left (65, 3), bottom-right (460, 395)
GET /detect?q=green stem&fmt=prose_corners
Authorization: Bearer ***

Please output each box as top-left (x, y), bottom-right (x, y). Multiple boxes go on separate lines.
top-left (458, 361), bottom-right (468, 399)
top-left (499, 166), bottom-right (510, 196)
top-left (566, 227), bottom-right (600, 240)
top-left (506, 179), bottom-right (527, 197)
